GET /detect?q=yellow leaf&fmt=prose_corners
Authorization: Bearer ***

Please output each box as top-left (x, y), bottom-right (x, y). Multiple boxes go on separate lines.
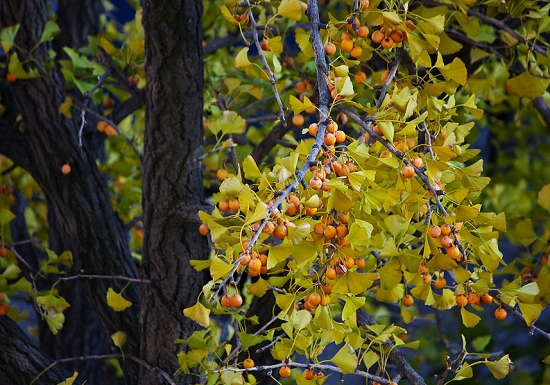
top-left (485, 355), bottom-right (513, 380)
top-left (106, 288), bottom-right (132, 312)
top-left (183, 302), bottom-right (210, 328)
top-left (537, 184), bottom-right (550, 213)
top-left (278, 0), bottom-right (303, 21)
top-left (56, 372), bottom-right (79, 385)
top-left (59, 96), bottom-right (73, 119)
top-left (506, 71), bottom-right (549, 99)
top-left (437, 57), bottom-right (468, 86)
top-left (460, 307), bottom-right (481, 328)
top-left (111, 331), bottom-right (128, 350)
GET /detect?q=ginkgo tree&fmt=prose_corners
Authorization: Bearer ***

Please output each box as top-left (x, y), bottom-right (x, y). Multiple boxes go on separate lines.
top-left (1, 0), bottom-right (550, 384)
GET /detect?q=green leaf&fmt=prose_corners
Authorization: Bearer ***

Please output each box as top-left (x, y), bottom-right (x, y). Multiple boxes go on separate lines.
top-left (506, 71), bottom-right (549, 99)
top-left (342, 296), bottom-right (365, 321)
top-left (330, 343), bottom-right (358, 374)
top-left (436, 57), bottom-right (468, 86)
top-left (289, 94), bottom-right (314, 114)
top-left (56, 372), bottom-right (79, 385)
top-left (183, 302), bottom-right (210, 328)
top-left (210, 256), bottom-right (234, 281)
top-left (362, 350), bottom-right (379, 369)
top-left (518, 302), bottom-right (542, 326)
top-left (106, 287), bottom-right (132, 312)
top-left (39, 21), bottom-right (60, 44)
top-left (245, 202), bottom-right (268, 225)
top-left (246, 278), bottom-right (269, 297)
top-left (2, 264), bottom-right (21, 279)
top-left (0, 24), bottom-right (20, 52)
top-left (242, 155), bottom-right (262, 180)
top-left (377, 121), bottom-right (394, 143)
top-left (460, 307), bottom-right (481, 328)
top-left (44, 313), bottom-right (65, 335)
top-left (292, 309), bottom-right (312, 330)
top-left (485, 355), bottom-right (512, 380)
top-left (219, 176), bottom-right (243, 197)
top-left (0, 208), bottom-right (16, 226)
top-left (453, 363), bottom-right (473, 381)
top-left (238, 332), bottom-right (266, 350)
top-left (111, 331), bottom-right (128, 350)
top-left (278, 0), bottom-right (303, 21)
top-left (37, 291), bottom-right (71, 313)
top-left (472, 336), bottom-right (491, 352)
top-left (537, 184), bottom-right (550, 213)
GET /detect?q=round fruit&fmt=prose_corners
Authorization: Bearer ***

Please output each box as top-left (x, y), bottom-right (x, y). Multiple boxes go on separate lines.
top-left (260, 39), bottom-right (270, 51)
top-left (249, 257), bottom-right (262, 271)
top-left (481, 293), bottom-right (493, 305)
top-left (434, 277), bottom-right (447, 290)
top-left (403, 294), bottom-right (414, 307)
top-left (304, 368), bottom-right (315, 380)
top-left (332, 161), bottom-right (348, 177)
top-left (295, 81), bottom-right (306, 93)
top-left (429, 226), bottom-right (441, 238)
top-left (371, 29), bottom-right (384, 43)
top-left (6, 72), bottom-right (17, 83)
top-left (326, 267), bottom-right (337, 280)
top-left (401, 165), bottom-right (415, 178)
top-left (456, 295), bottom-right (468, 307)
top-left (221, 295), bottom-right (232, 308)
top-left (494, 307), bottom-right (507, 320)
top-left (199, 224), bottom-right (210, 236)
top-left (230, 294), bottom-right (243, 307)
top-left (324, 225), bottom-right (337, 239)
top-left (421, 273), bottom-right (431, 284)
top-left (350, 45), bottom-right (362, 58)
top-left (418, 265), bottom-right (429, 275)
top-left (279, 365), bottom-right (292, 378)
top-left (324, 42), bottom-right (336, 56)
top-left (228, 198), bottom-right (239, 211)
top-left (326, 120), bottom-right (337, 133)
top-left (61, 164), bottom-right (71, 175)
top-left (243, 358), bottom-right (255, 369)
top-left (324, 133), bottom-right (336, 146)
top-left (0, 247), bottom-right (7, 258)
top-left (381, 69), bottom-right (390, 82)
top-left (453, 222), bottom-right (463, 231)
top-left (440, 224), bottom-right (452, 236)
top-left (335, 130), bottom-right (346, 143)
top-left (308, 293), bottom-right (321, 307)
top-left (354, 71), bottom-right (367, 84)
top-left (341, 39), bottom-right (354, 52)
top-left (216, 169), bottom-right (228, 181)
top-left (347, 17), bottom-right (360, 32)
top-left (381, 37), bottom-right (394, 49)
top-left (321, 282), bottom-right (332, 295)
top-left (308, 123), bottom-right (319, 136)
top-left (447, 246), bottom-right (461, 260)
top-left (273, 224), bottom-right (288, 239)
top-left (97, 121), bottom-right (108, 132)
top-left (390, 30), bottom-right (404, 43)
top-left (468, 292), bottom-right (480, 305)
top-left (105, 124), bottom-right (117, 136)
top-left (240, 253), bottom-right (251, 266)
top-left (103, 97), bottom-right (115, 109)
top-left (380, 151), bottom-right (392, 158)
top-left (405, 20), bottom-right (416, 31)
top-left (354, 258), bottom-right (365, 269)
top-left (305, 207), bottom-right (318, 216)
top-left (292, 114), bottom-right (305, 127)
top-left (343, 256), bottom-right (355, 269)
top-left (411, 156), bottom-right (424, 169)
top-left (0, 302), bottom-right (8, 316)
top-left (339, 212), bottom-right (349, 224)
top-left (218, 200), bottom-right (229, 212)
top-left (336, 224), bottom-right (348, 237)
top-left (357, 26), bottom-right (369, 38)
top-left (441, 235), bottom-right (454, 248)
top-left (309, 176), bottom-right (323, 190)
top-left (129, 75), bottom-right (140, 85)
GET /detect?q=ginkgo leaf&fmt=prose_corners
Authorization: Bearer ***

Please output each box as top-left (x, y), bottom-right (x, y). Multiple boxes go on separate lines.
top-left (330, 343), bottom-right (358, 374)
top-left (0, 208), bottom-right (16, 226)
top-left (0, 24), bottom-right (20, 52)
top-left (106, 288), bottom-right (132, 312)
top-left (437, 57), bottom-right (468, 86)
top-left (183, 302), bottom-right (210, 328)
top-left (518, 302), bottom-right (542, 326)
top-left (56, 372), bottom-right (79, 385)
top-left (506, 71), bottom-right (549, 99)
top-left (278, 0), bottom-right (303, 21)
top-left (39, 20), bottom-right (60, 44)
top-left (537, 184), bottom-right (550, 213)
top-left (485, 355), bottom-right (513, 380)
top-left (44, 313), bottom-right (65, 335)
top-left (111, 331), bottom-right (128, 350)
top-left (59, 96), bottom-right (73, 118)
top-left (461, 307), bottom-right (481, 328)
top-left (209, 256), bottom-right (234, 281)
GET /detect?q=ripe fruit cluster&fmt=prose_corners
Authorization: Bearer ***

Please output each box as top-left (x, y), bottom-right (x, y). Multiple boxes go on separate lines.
top-left (428, 223), bottom-right (463, 262)
top-left (240, 251), bottom-right (269, 277)
top-left (0, 293), bottom-right (8, 316)
top-left (221, 293), bottom-right (243, 308)
top-left (371, 23), bottom-right (412, 50)
top-left (218, 197), bottom-right (240, 213)
top-left (97, 121), bottom-right (117, 137)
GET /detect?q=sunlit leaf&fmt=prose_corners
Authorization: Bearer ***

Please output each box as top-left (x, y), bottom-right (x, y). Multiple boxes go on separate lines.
top-left (506, 71), bottom-right (549, 99)
top-left (111, 331), bottom-right (128, 350)
top-left (485, 355), bottom-right (513, 380)
top-left (278, 0), bottom-right (303, 21)
top-left (183, 302), bottom-right (210, 328)
top-left (460, 307), bottom-right (481, 328)
top-left (330, 343), bottom-right (358, 374)
top-left (106, 288), bottom-right (132, 312)
top-left (56, 372), bottom-right (79, 385)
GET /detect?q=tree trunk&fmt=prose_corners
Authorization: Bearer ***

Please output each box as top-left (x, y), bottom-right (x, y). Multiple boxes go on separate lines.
top-left (140, 0), bottom-right (209, 383)
top-left (0, 1), bottom-right (141, 383)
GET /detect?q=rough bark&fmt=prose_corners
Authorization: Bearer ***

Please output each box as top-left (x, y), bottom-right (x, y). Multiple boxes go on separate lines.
top-left (140, 0), bottom-right (209, 383)
top-left (0, 316), bottom-right (83, 385)
top-left (0, 1), bottom-right (141, 383)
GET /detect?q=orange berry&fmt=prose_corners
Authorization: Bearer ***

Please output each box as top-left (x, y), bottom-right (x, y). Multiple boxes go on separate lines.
top-left (221, 295), bottom-right (232, 308)
top-left (481, 293), bottom-right (493, 305)
top-left (216, 169), bottom-right (228, 181)
top-left (313, 222), bottom-right (325, 235)
top-left (295, 81), bottom-right (306, 93)
top-left (292, 114), bottom-right (305, 127)
top-left (354, 71), bottom-right (367, 84)
top-left (6, 72), bottom-right (17, 83)
top-left (228, 198), bottom-right (240, 211)
top-left (441, 235), bottom-right (454, 248)
top-left (350, 45), bottom-right (362, 58)
top-left (429, 226), bottom-right (441, 238)
top-left (401, 165), bottom-right (415, 178)
top-left (447, 246), bottom-right (461, 260)
top-left (405, 20), bottom-right (416, 31)
top-left (357, 26), bottom-right (369, 38)
top-left (467, 292), bottom-right (480, 305)
top-left (103, 97), bottom-right (115, 109)
top-left (61, 164), bottom-right (71, 175)
top-left (434, 277), bottom-right (447, 290)
top-left (279, 365), bottom-right (292, 378)
top-left (218, 200), bottom-right (229, 212)
top-left (309, 176), bottom-right (323, 190)
top-left (308, 293), bottom-right (321, 307)
top-left (199, 223), bottom-right (210, 236)
top-left (326, 267), bottom-right (337, 280)
top-left (249, 257), bottom-right (262, 271)
top-left (346, 17), bottom-right (360, 32)
top-left (240, 253), bottom-right (252, 266)
top-left (0, 247), bottom-right (7, 258)
top-left (304, 368), bottom-right (315, 380)
top-left (259, 39), bottom-right (270, 51)
top-left (456, 295), bottom-right (468, 307)
top-left (243, 358), bottom-right (255, 369)
top-left (371, 29), bottom-right (384, 43)
top-left (326, 121), bottom-right (338, 133)
top-left (321, 282), bottom-right (332, 294)
top-left (323, 225), bottom-right (337, 239)
top-left (320, 295), bottom-right (331, 306)
top-left (441, 224), bottom-right (452, 236)
top-left (354, 258), bottom-right (365, 269)
top-left (340, 31), bottom-right (353, 41)
top-left (305, 207), bottom-right (318, 216)
top-left (324, 133), bottom-right (336, 146)
top-left (263, 221), bottom-right (275, 234)
top-left (308, 123), bottom-right (319, 136)
top-left (336, 224), bottom-right (348, 237)
top-left (343, 256), bottom-right (355, 269)
top-left (339, 212), bottom-right (349, 224)
top-left (418, 265), bottom-right (429, 275)
top-left (403, 294), bottom-right (414, 307)
top-left (390, 30), bottom-right (404, 43)
top-left (97, 121), bottom-right (108, 132)
top-left (381, 69), bottom-right (391, 82)
top-left (341, 39), bottom-right (354, 52)
top-left (335, 130), bottom-right (346, 143)
top-left (411, 156), bottom-right (424, 169)
top-left (0, 302), bottom-right (8, 316)
top-left (381, 37), bottom-right (394, 49)
top-left (494, 307), bottom-right (507, 320)
top-left (453, 222), bottom-right (463, 231)
top-left (273, 224), bottom-right (288, 239)
top-left (129, 75), bottom-right (140, 85)
top-left (380, 151), bottom-right (392, 158)
top-left (422, 273), bottom-right (431, 284)
top-left (230, 294), bottom-right (243, 307)
top-left (406, 137), bottom-right (417, 149)
top-left (105, 124), bottom-right (117, 137)
top-left (324, 42), bottom-right (336, 56)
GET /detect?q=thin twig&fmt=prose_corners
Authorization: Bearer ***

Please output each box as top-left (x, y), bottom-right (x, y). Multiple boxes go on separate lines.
top-left (78, 70), bottom-right (112, 146)
top-left (57, 274), bottom-right (150, 284)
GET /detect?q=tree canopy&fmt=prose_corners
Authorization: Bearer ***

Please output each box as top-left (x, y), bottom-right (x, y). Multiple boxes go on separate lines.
top-left (0, 0), bottom-right (550, 384)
